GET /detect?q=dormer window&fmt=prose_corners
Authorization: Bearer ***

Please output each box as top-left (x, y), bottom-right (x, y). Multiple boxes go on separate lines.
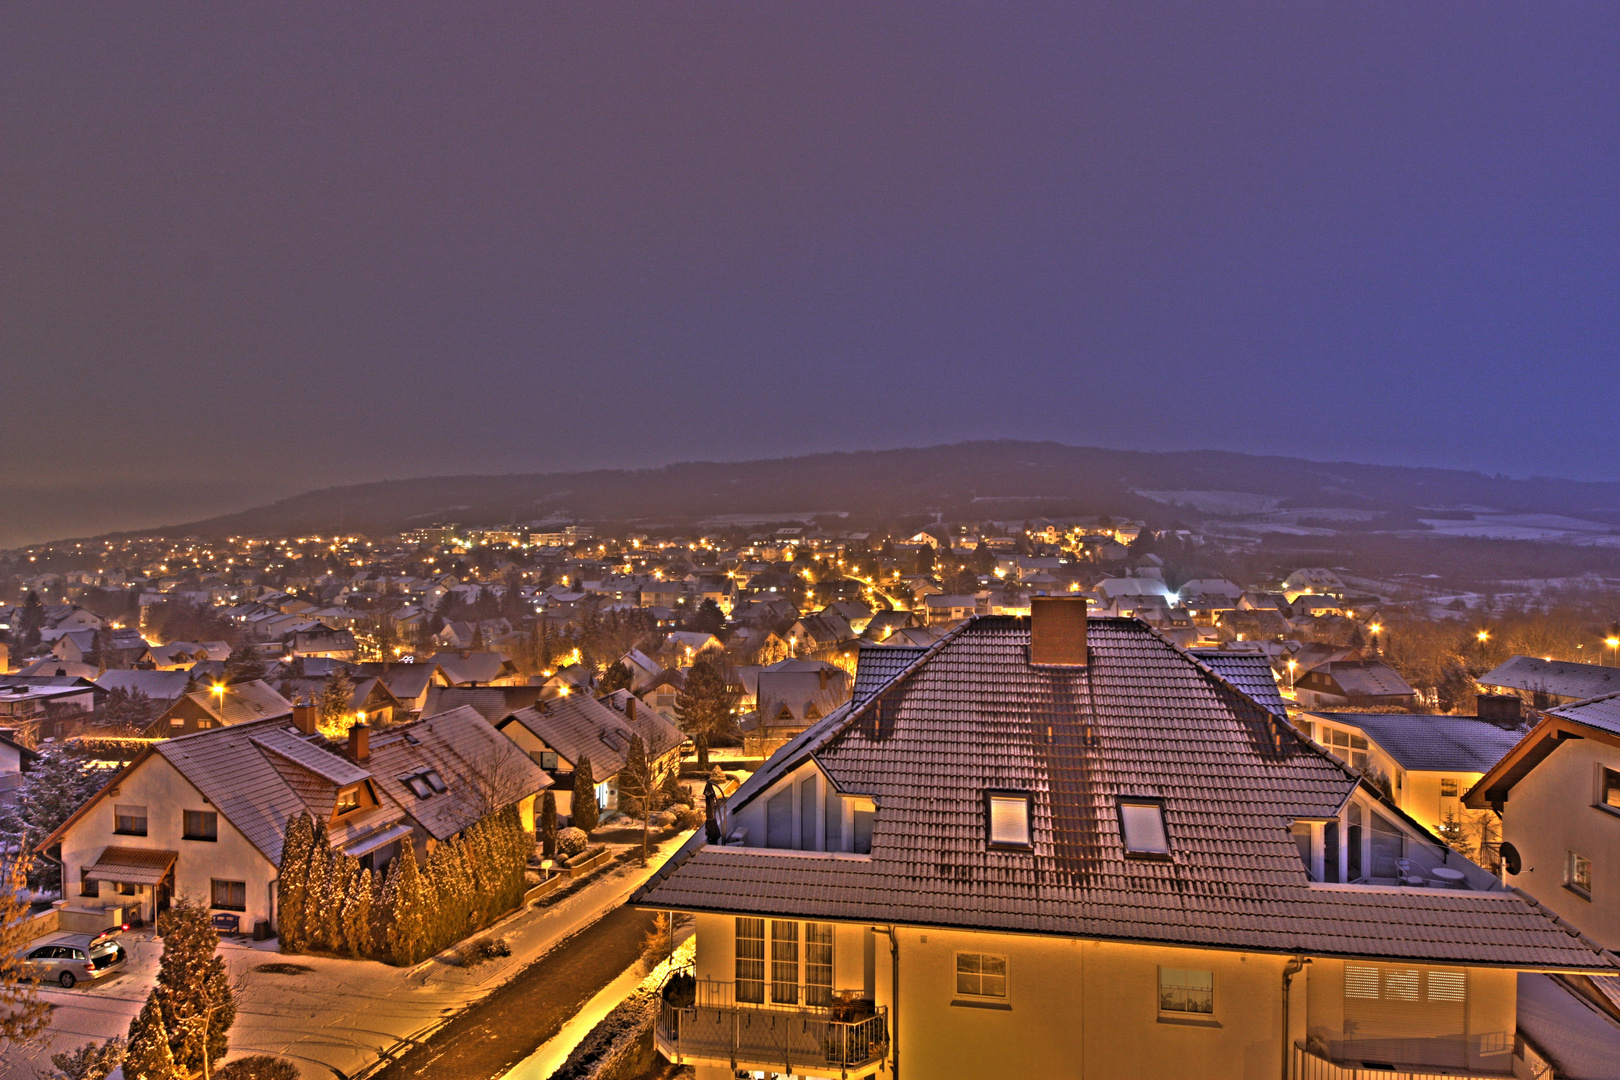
top-left (1119, 798), bottom-right (1170, 858)
top-left (335, 786), bottom-right (362, 816)
top-left (986, 791), bottom-right (1033, 850)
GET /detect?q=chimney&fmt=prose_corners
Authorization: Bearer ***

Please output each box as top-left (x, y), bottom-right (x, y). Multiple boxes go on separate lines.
top-left (292, 701), bottom-right (318, 735)
top-left (348, 721), bottom-right (370, 761)
top-left (1475, 694), bottom-right (1523, 727)
top-left (624, 696), bottom-right (636, 721)
top-left (1030, 596), bottom-right (1089, 667)
top-left (819, 667), bottom-right (828, 691)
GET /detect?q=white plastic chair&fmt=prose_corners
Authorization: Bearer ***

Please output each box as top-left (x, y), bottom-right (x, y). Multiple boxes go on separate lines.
top-left (1394, 858), bottom-right (1427, 887)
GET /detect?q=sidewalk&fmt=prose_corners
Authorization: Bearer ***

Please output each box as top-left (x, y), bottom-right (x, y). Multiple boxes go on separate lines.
top-left (15, 835), bottom-right (690, 1079)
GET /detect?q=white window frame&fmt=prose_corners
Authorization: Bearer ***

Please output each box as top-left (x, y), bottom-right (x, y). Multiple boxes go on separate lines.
top-left (954, 951), bottom-right (1009, 1001)
top-left (1567, 850), bottom-right (1593, 898)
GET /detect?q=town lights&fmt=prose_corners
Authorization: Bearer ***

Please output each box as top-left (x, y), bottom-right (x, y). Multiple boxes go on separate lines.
top-left (1476, 629), bottom-right (1490, 643)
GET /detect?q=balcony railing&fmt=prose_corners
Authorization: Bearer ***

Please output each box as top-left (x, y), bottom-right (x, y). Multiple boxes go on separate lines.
top-left (656, 974), bottom-right (889, 1077)
top-left (1292, 1037), bottom-right (1524, 1080)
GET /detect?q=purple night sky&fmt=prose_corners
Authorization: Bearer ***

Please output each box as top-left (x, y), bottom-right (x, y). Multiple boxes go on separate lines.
top-left (2, 4), bottom-right (1617, 544)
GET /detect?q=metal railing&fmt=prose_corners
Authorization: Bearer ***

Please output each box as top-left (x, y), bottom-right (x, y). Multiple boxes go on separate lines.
top-left (657, 974), bottom-right (888, 1077)
top-left (1293, 1037), bottom-right (1519, 1080)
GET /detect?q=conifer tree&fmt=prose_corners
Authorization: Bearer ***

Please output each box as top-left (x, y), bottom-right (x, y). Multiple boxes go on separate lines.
top-left (317, 668), bottom-right (356, 738)
top-left (572, 755), bottom-right (599, 833)
top-left (619, 734), bottom-right (653, 864)
top-left (275, 813), bottom-right (314, 952)
top-left (150, 895), bottom-right (235, 1075)
top-left (339, 859), bottom-right (368, 957)
top-left (539, 790), bottom-right (558, 859)
top-left (0, 856), bottom-right (51, 1049)
top-left (303, 820), bottom-right (332, 951)
top-left (389, 844), bottom-right (427, 965)
top-left (124, 998), bottom-right (180, 1080)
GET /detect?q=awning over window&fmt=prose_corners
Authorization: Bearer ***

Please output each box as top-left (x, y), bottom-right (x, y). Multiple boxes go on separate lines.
top-left (84, 846), bottom-right (178, 885)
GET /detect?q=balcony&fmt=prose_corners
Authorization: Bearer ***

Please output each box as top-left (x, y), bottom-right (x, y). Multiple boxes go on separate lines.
top-left (1292, 1036), bottom-right (1524, 1080)
top-left (655, 974), bottom-right (889, 1078)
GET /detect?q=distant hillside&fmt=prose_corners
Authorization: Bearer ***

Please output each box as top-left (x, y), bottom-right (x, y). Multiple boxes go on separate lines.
top-left (150, 441), bottom-right (1620, 539)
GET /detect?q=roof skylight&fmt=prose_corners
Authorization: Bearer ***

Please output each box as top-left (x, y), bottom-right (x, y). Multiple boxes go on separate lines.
top-left (1119, 798), bottom-right (1170, 857)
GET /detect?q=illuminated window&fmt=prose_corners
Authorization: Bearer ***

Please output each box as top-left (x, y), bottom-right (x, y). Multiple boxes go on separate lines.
top-left (1601, 768), bottom-right (1620, 810)
top-left (1567, 851), bottom-right (1593, 897)
top-left (1119, 798), bottom-right (1170, 857)
top-left (955, 953), bottom-right (1007, 999)
top-left (1158, 968), bottom-right (1214, 1015)
top-left (1439, 778), bottom-right (1460, 798)
top-left (986, 791), bottom-right (1033, 849)
top-left (335, 787), bottom-right (362, 815)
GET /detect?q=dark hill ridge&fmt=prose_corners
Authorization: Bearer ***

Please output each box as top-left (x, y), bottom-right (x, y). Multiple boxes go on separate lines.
top-left (154, 441), bottom-right (1620, 539)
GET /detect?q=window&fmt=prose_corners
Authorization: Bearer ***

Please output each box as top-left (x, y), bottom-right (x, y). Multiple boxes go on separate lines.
top-left (805, 923), bottom-right (834, 1007)
top-left (1291, 822), bottom-right (1315, 879)
top-left (403, 776), bottom-right (432, 798)
top-left (853, 805), bottom-right (874, 854)
top-left (1326, 729), bottom-right (1369, 770)
top-left (184, 810), bottom-right (218, 841)
top-left (1567, 851), bottom-right (1593, 897)
top-left (735, 917), bottom-right (766, 1003)
top-left (1158, 968), bottom-right (1214, 1015)
top-left (1601, 768), bottom-right (1620, 810)
top-left (986, 791), bottom-right (1033, 849)
top-left (211, 879), bottom-right (246, 911)
top-left (824, 791), bottom-right (844, 852)
top-left (422, 770), bottom-right (446, 793)
top-left (335, 786), bottom-right (362, 815)
top-left (766, 788), bottom-right (794, 848)
top-left (114, 804), bottom-right (147, 836)
top-left (538, 751), bottom-right (559, 771)
top-left (1439, 778), bottom-right (1460, 798)
top-left (771, 920), bottom-right (800, 1004)
top-left (955, 953), bottom-right (1007, 999)
top-left (1119, 798), bottom-right (1170, 857)
top-left (80, 868), bottom-right (99, 898)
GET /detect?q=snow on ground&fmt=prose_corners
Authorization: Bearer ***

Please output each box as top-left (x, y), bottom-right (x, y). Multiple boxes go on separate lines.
top-left (14, 834), bottom-right (693, 1079)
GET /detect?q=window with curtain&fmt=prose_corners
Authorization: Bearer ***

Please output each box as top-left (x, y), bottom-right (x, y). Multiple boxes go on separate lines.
top-left (805, 923), bottom-right (834, 1006)
top-left (735, 918), bottom-right (765, 1003)
top-left (771, 920), bottom-right (800, 1004)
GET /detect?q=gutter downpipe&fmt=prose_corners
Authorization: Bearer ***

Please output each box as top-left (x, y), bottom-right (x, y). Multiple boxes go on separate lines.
top-left (1281, 955), bottom-right (1310, 1080)
top-left (879, 925), bottom-right (899, 1080)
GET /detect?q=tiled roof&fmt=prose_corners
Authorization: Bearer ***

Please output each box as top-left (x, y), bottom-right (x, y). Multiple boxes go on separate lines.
top-left (155, 718), bottom-right (403, 864)
top-left (1315, 660), bottom-right (1415, 698)
top-left (636, 617), bottom-right (1616, 971)
top-left (1188, 651), bottom-right (1288, 717)
top-left (1310, 712), bottom-right (1528, 773)
top-left (505, 692), bottom-right (683, 778)
top-left (186, 679), bottom-right (293, 725)
top-left (1480, 656), bottom-right (1620, 701)
top-left (1547, 693), bottom-right (1620, 738)
top-left (423, 685), bottom-right (544, 725)
top-left (84, 847), bottom-right (177, 886)
top-left (368, 706), bottom-right (550, 840)
top-left (850, 645), bottom-right (928, 704)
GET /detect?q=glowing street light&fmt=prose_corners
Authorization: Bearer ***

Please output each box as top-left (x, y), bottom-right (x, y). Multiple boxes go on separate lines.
top-left (1608, 636), bottom-right (1620, 666)
top-left (1476, 629), bottom-right (1490, 644)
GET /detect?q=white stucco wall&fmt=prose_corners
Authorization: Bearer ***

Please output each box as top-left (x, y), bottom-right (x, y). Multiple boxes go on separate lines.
top-left (1499, 737), bottom-right (1620, 950)
top-left (57, 754), bottom-right (278, 929)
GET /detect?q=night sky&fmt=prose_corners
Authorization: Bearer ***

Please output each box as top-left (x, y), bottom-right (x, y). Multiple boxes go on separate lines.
top-left (3, 5), bottom-right (1617, 546)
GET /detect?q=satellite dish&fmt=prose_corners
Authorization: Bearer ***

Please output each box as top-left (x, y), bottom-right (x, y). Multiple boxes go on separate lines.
top-left (1500, 842), bottom-right (1522, 876)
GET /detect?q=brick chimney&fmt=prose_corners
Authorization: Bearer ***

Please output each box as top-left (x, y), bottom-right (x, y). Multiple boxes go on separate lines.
top-left (624, 696), bottom-right (636, 721)
top-left (1475, 694), bottom-right (1523, 727)
top-left (818, 668), bottom-right (828, 691)
top-left (292, 701), bottom-right (318, 735)
top-left (1030, 596), bottom-right (1089, 667)
top-left (347, 721), bottom-right (370, 761)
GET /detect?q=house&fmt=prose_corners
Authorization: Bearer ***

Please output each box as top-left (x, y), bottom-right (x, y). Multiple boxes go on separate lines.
top-left (861, 610), bottom-right (914, 643)
top-left (0, 727), bottom-right (41, 807)
top-left (1282, 567), bottom-right (1347, 600)
top-left (276, 676), bottom-right (405, 727)
top-left (284, 625), bottom-right (358, 660)
top-left (427, 651), bottom-right (523, 687)
top-left (748, 667), bottom-right (851, 748)
top-left (496, 693), bottom-right (683, 821)
top-left (354, 662), bottom-right (448, 714)
top-left (52, 628), bottom-right (153, 669)
top-left (635, 668), bottom-right (685, 721)
top-left (788, 612), bottom-right (856, 652)
top-left (920, 594), bottom-right (977, 627)
top-left (634, 604), bottom-right (1614, 1080)
top-left (41, 703), bottom-right (548, 933)
top-left (1292, 659), bottom-right (1418, 710)
top-left (94, 669), bottom-right (196, 717)
top-left (0, 676), bottom-right (104, 738)
top-left (154, 680), bottom-right (293, 736)
top-left (422, 684), bottom-right (545, 726)
top-left (1477, 656), bottom-right (1620, 708)
top-left (663, 632), bottom-right (724, 664)
top-left (1466, 691), bottom-right (1620, 952)
top-left (149, 641), bottom-right (231, 670)
top-left (1297, 698), bottom-right (1529, 834)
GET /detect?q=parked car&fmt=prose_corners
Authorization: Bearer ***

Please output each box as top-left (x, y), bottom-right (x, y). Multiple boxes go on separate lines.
top-left (22, 934), bottom-right (127, 988)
